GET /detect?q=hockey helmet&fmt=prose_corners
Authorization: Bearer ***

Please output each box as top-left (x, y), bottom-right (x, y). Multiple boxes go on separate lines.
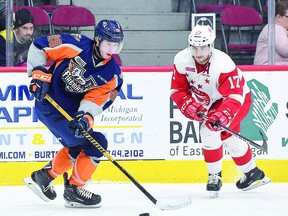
top-left (95, 20), bottom-right (124, 43)
top-left (188, 25), bottom-right (215, 47)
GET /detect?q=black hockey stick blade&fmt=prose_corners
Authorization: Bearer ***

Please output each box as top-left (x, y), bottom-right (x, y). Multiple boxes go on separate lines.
top-left (202, 115), bottom-right (268, 153)
top-left (44, 94), bottom-right (192, 210)
top-left (258, 130), bottom-right (268, 153)
top-left (216, 123), bottom-right (268, 153)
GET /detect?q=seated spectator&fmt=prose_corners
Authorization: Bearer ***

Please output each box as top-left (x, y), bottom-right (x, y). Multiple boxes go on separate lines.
top-left (0, 8), bottom-right (7, 66)
top-left (0, 2), bottom-right (5, 39)
top-left (0, 1), bottom-right (5, 66)
top-left (254, 1), bottom-right (288, 65)
top-left (13, 8), bottom-right (42, 66)
top-left (0, 8), bottom-right (42, 66)
top-left (0, 35), bottom-right (5, 65)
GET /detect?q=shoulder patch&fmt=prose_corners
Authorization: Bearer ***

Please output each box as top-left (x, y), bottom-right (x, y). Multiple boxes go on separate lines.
top-left (47, 35), bottom-right (62, 48)
top-left (71, 34), bottom-right (82, 42)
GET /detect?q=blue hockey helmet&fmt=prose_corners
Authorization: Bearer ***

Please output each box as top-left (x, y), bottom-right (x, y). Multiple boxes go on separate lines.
top-left (95, 20), bottom-right (124, 43)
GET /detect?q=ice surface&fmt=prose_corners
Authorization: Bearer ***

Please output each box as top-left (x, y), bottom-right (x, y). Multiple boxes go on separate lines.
top-left (0, 182), bottom-right (286, 216)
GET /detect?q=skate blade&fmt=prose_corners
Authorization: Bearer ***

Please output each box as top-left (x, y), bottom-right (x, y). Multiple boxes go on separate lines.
top-left (208, 191), bottom-right (219, 198)
top-left (23, 177), bottom-right (51, 202)
top-left (64, 201), bottom-right (102, 208)
top-left (241, 176), bottom-right (271, 191)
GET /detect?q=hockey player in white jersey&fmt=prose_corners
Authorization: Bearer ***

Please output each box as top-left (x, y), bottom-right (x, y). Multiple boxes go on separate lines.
top-left (170, 24), bottom-right (270, 198)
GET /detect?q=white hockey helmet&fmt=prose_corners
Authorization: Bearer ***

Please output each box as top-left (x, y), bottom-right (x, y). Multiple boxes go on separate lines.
top-left (188, 25), bottom-right (215, 47)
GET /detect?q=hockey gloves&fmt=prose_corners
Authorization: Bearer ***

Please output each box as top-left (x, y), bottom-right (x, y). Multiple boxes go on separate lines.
top-left (69, 111), bottom-right (94, 138)
top-left (181, 98), bottom-right (207, 121)
top-left (29, 66), bottom-right (52, 101)
top-left (205, 111), bottom-right (229, 132)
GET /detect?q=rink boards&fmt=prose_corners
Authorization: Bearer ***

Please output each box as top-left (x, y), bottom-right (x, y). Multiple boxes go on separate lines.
top-left (0, 66), bottom-right (287, 185)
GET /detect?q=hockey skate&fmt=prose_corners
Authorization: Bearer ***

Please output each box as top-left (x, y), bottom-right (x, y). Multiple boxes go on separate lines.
top-left (63, 172), bottom-right (101, 208)
top-left (236, 167), bottom-right (271, 191)
top-left (23, 163), bottom-right (56, 202)
top-left (206, 172), bottom-right (222, 198)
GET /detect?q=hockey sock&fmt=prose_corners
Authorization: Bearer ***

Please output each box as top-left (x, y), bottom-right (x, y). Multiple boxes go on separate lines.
top-left (232, 147), bottom-right (256, 173)
top-left (203, 145), bottom-right (223, 174)
top-left (48, 147), bottom-right (73, 178)
top-left (69, 151), bottom-right (98, 187)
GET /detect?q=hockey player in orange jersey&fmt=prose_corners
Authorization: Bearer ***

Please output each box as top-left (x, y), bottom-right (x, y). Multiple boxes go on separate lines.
top-left (170, 24), bottom-right (270, 198)
top-left (23, 20), bottom-right (124, 208)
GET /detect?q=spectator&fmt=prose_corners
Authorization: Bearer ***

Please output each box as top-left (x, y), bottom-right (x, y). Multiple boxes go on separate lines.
top-left (13, 8), bottom-right (42, 66)
top-left (0, 7), bottom-right (5, 38)
top-left (0, 35), bottom-right (5, 65)
top-left (0, 0), bottom-right (5, 66)
top-left (254, 1), bottom-right (288, 65)
top-left (0, 0), bottom-right (15, 37)
top-left (0, 8), bottom-right (42, 66)
top-left (0, 14), bottom-right (5, 66)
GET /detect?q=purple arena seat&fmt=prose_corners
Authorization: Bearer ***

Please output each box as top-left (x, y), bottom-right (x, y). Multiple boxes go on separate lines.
top-left (51, 6), bottom-right (95, 34)
top-left (220, 5), bottom-right (263, 57)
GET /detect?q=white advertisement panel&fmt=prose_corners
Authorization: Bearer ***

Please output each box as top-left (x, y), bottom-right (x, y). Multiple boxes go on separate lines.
top-left (0, 71), bottom-right (287, 161)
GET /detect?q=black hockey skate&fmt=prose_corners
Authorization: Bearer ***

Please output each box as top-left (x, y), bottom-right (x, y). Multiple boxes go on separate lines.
top-left (206, 172), bottom-right (222, 198)
top-left (23, 162), bottom-right (56, 202)
top-left (63, 172), bottom-right (101, 208)
top-left (236, 167), bottom-right (271, 191)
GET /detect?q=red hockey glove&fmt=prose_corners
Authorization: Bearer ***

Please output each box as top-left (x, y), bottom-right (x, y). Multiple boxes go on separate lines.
top-left (29, 66), bottom-right (52, 101)
top-left (205, 111), bottom-right (229, 132)
top-left (69, 111), bottom-right (94, 138)
top-left (181, 98), bottom-right (207, 121)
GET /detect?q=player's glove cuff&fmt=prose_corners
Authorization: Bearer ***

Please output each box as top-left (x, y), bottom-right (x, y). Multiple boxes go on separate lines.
top-left (29, 66), bottom-right (52, 101)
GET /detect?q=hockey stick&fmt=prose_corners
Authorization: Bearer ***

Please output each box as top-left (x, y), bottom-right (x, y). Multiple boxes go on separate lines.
top-left (44, 94), bottom-right (191, 210)
top-left (203, 115), bottom-right (268, 153)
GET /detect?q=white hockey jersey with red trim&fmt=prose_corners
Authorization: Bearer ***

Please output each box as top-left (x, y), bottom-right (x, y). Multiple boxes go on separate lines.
top-left (171, 48), bottom-right (250, 118)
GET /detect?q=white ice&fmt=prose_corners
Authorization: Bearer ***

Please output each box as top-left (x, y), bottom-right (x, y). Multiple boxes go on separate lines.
top-left (0, 182), bottom-right (287, 216)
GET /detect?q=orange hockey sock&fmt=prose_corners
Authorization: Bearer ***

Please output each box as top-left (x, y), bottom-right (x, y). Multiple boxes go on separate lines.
top-left (69, 151), bottom-right (98, 186)
top-left (48, 147), bottom-right (73, 178)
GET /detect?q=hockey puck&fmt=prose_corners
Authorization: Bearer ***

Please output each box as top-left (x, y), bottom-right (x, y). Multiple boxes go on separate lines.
top-left (139, 213), bottom-right (149, 216)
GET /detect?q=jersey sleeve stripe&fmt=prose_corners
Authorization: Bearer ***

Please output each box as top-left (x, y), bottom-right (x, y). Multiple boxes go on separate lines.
top-left (44, 44), bottom-right (82, 61)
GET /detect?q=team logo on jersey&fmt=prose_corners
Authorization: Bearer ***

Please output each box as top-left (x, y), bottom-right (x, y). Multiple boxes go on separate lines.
top-left (190, 85), bottom-right (210, 106)
top-left (61, 58), bottom-right (98, 93)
